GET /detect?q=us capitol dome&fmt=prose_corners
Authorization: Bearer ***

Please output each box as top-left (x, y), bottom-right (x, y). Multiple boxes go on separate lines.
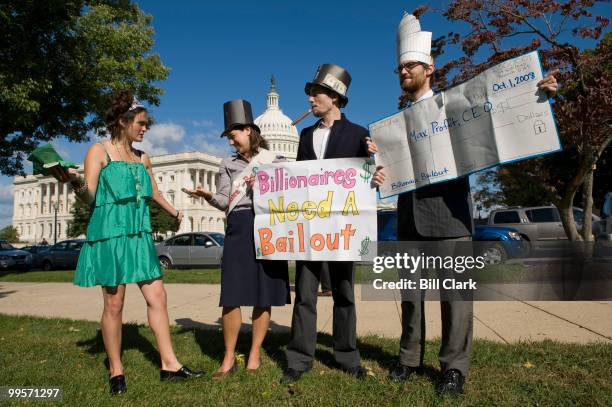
top-left (255, 76), bottom-right (299, 160)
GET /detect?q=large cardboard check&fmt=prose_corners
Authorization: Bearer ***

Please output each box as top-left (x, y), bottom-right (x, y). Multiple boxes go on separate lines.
top-left (253, 158), bottom-right (377, 261)
top-left (369, 51), bottom-right (561, 198)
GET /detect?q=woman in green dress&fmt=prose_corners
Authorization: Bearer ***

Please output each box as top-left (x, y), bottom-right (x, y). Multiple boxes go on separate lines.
top-left (50, 90), bottom-right (202, 395)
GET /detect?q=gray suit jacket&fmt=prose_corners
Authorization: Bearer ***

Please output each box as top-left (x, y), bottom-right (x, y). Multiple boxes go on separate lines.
top-left (396, 91), bottom-right (473, 239)
top-left (397, 176), bottom-right (473, 239)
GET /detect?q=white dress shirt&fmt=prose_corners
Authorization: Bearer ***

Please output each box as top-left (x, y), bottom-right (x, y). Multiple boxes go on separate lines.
top-left (312, 122), bottom-right (332, 159)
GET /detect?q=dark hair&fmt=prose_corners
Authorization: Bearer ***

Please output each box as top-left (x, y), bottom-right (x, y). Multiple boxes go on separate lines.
top-left (104, 90), bottom-right (147, 140)
top-left (231, 124), bottom-right (269, 156)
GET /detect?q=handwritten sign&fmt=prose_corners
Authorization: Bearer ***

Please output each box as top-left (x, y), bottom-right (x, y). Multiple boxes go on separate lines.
top-left (369, 51), bottom-right (561, 198)
top-left (253, 158), bottom-right (377, 261)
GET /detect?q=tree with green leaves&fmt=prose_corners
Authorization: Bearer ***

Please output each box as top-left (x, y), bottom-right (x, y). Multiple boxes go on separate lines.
top-left (150, 200), bottom-right (179, 239)
top-left (0, 0), bottom-right (170, 176)
top-left (0, 226), bottom-right (20, 242)
top-left (67, 198), bottom-right (91, 238)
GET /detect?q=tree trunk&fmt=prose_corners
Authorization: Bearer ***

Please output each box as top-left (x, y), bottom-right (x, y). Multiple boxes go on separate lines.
top-left (581, 167), bottom-right (594, 241)
top-left (557, 195), bottom-right (582, 242)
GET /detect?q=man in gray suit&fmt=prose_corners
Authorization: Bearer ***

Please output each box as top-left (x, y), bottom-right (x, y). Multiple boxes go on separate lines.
top-left (370, 12), bottom-right (559, 396)
top-left (391, 13), bottom-right (473, 396)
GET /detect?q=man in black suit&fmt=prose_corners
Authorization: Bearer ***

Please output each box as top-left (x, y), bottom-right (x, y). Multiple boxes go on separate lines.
top-left (282, 64), bottom-right (369, 383)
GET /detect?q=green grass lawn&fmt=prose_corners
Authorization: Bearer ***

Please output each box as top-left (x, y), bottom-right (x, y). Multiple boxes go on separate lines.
top-left (0, 265), bottom-right (373, 284)
top-left (0, 314), bottom-right (610, 406)
top-left (0, 268), bottom-right (226, 284)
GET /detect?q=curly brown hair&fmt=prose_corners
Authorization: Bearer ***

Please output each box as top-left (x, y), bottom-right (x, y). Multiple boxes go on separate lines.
top-left (104, 90), bottom-right (147, 141)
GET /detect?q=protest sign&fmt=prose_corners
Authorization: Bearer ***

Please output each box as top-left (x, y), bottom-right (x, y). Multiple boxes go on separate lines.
top-left (369, 51), bottom-right (561, 198)
top-left (253, 158), bottom-right (377, 261)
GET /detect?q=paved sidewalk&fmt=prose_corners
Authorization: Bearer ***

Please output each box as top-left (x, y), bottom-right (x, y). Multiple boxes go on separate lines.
top-left (0, 282), bottom-right (610, 344)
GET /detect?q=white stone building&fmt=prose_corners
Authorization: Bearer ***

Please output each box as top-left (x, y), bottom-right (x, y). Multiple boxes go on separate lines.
top-left (255, 76), bottom-right (299, 160)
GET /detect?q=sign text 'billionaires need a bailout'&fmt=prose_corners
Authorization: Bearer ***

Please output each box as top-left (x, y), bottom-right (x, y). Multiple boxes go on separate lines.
top-left (253, 158), bottom-right (377, 261)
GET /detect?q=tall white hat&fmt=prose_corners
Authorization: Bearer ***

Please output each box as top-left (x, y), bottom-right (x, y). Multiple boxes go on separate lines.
top-left (396, 12), bottom-right (433, 65)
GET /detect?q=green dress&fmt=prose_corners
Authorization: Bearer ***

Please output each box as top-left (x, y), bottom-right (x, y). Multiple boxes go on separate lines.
top-left (74, 159), bottom-right (162, 287)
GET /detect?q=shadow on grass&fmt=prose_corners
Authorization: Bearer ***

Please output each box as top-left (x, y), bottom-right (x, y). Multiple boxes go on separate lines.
top-left (173, 317), bottom-right (407, 377)
top-left (73, 318), bottom-right (442, 386)
top-left (76, 324), bottom-right (160, 370)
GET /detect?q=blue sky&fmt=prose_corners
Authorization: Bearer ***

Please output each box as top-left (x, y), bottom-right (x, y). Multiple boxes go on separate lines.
top-left (1, 0), bottom-right (608, 228)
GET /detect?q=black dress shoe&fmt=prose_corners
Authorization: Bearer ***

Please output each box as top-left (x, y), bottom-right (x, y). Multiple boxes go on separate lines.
top-left (390, 363), bottom-right (421, 381)
top-left (343, 365), bottom-right (368, 379)
top-left (109, 374), bottom-right (127, 395)
top-left (437, 369), bottom-right (465, 395)
top-left (281, 368), bottom-right (308, 384)
top-left (160, 365), bottom-right (204, 381)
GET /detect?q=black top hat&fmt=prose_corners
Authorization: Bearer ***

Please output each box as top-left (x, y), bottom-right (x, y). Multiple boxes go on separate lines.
top-left (221, 99), bottom-right (261, 137)
top-left (304, 64), bottom-right (352, 107)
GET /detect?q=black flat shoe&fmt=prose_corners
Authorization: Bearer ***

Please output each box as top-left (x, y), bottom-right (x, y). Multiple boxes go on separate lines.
top-left (109, 374), bottom-right (127, 395)
top-left (343, 365), bottom-right (368, 379)
top-left (160, 365), bottom-right (204, 381)
top-left (389, 363), bottom-right (422, 382)
top-left (437, 368), bottom-right (465, 396)
top-left (281, 368), bottom-right (308, 384)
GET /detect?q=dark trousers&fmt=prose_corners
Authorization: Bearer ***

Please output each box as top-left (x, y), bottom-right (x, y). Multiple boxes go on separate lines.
top-left (285, 261), bottom-right (360, 371)
top-left (398, 236), bottom-right (474, 377)
top-left (399, 298), bottom-right (473, 376)
top-left (319, 262), bottom-right (332, 292)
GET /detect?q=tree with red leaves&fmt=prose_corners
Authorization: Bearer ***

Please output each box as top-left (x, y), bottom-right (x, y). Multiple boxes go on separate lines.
top-left (406, 1), bottom-right (610, 241)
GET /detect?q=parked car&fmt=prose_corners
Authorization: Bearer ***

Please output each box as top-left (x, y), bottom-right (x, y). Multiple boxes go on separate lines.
top-left (488, 206), bottom-right (603, 247)
top-left (40, 240), bottom-right (85, 271)
top-left (21, 245), bottom-right (48, 269)
top-left (473, 225), bottom-right (527, 264)
top-left (377, 211), bottom-right (526, 264)
top-left (0, 240), bottom-right (32, 271)
top-left (156, 232), bottom-right (224, 268)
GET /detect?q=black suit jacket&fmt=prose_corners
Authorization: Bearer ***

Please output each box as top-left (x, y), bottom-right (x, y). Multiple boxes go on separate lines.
top-left (296, 114), bottom-right (369, 161)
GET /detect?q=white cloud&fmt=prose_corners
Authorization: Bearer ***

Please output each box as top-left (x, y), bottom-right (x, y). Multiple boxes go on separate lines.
top-left (191, 119), bottom-right (215, 128)
top-left (192, 132), bottom-right (231, 157)
top-left (130, 120), bottom-right (231, 158)
top-left (55, 146), bottom-right (71, 161)
top-left (136, 122), bottom-right (186, 155)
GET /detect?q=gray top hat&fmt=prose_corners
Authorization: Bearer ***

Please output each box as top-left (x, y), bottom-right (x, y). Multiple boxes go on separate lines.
top-left (221, 99), bottom-right (261, 137)
top-left (304, 64), bottom-right (352, 107)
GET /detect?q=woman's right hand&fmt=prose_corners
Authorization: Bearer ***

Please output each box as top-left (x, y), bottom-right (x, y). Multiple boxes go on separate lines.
top-left (48, 165), bottom-right (80, 184)
top-left (171, 211), bottom-right (183, 232)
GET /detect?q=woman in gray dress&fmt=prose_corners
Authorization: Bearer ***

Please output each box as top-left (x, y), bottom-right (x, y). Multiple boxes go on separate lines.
top-left (184, 100), bottom-right (289, 378)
